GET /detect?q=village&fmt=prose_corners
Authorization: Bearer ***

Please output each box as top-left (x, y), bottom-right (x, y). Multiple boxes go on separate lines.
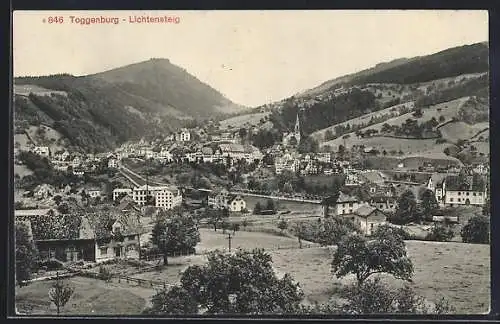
top-left (14, 107), bottom-right (489, 269)
top-left (12, 10), bottom-right (491, 316)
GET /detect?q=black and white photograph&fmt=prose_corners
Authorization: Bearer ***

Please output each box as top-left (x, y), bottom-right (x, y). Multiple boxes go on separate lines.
top-left (12, 10), bottom-right (490, 316)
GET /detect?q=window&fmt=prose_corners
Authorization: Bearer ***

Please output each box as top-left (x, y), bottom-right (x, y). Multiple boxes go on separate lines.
top-left (458, 192), bottom-right (461, 196)
top-left (349, 209), bottom-right (353, 213)
top-left (473, 192), bottom-right (477, 196)
top-left (450, 198), bottom-right (454, 202)
top-left (458, 198), bottom-right (461, 202)
top-left (349, 203), bottom-right (353, 207)
top-left (100, 247), bottom-right (108, 255)
top-left (466, 192), bottom-right (470, 196)
top-left (342, 209), bottom-right (346, 214)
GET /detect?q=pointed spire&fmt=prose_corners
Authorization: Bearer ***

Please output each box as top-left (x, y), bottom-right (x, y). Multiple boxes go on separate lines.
top-left (294, 113), bottom-right (300, 134)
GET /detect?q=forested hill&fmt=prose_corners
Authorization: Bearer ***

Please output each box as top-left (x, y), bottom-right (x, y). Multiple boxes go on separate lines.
top-left (347, 42), bottom-right (489, 85)
top-left (13, 58), bottom-right (246, 152)
top-left (88, 58), bottom-right (246, 117)
top-left (300, 42), bottom-right (488, 97)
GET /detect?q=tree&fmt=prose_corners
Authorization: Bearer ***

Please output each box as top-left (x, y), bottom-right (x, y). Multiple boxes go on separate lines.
top-left (146, 286), bottom-right (199, 315)
top-left (392, 190), bottom-right (418, 225)
top-left (339, 277), bottom-right (454, 314)
top-left (294, 222), bottom-right (306, 249)
top-left (151, 215), bottom-right (201, 265)
top-left (338, 145), bottom-right (345, 156)
top-left (324, 130), bottom-right (335, 141)
top-left (425, 224), bottom-right (454, 242)
top-left (146, 249), bottom-right (304, 315)
top-left (317, 217), bottom-right (359, 246)
top-left (241, 218), bottom-right (249, 230)
top-left (15, 222), bottom-right (38, 286)
top-left (331, 232), bottom-right (414, 286)
top-left (221, 220), bottom-right (230, 234)
top-left (207, 208), bottom-right (226, 232)
top-left (419, 189), bottom-right (439, 221)
top-left (461, 216), bottom-right (490, 244)
top-left (53, 195), bottom-right (63, 205)
top-left (277, 219), bottom-right (288, 233)
top-left (265, 199), bottom-right (276, 213)
top-left (48, 272), bottom-right (75, 315)
top-left (231, 222), bottom-right (240, 235)
top-left (253, 202), bottom-right (262, 215)
top-left (239, 128), bottom-right (247, 141)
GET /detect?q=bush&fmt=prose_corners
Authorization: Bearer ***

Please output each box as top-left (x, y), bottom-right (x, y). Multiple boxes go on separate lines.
top-left (98, 265), bottom-right (113, 282)
top-left (424, 224), bottom-right (454, 242)
top-left (461, 216), bottom-right (490, 244)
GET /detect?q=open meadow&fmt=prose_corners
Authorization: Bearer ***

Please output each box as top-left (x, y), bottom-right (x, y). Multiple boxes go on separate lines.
top-left (270, 240), bottom-right (490, 314)
top-left (439, 121), bottom-right (489, 144)
top-left (316, 97), bottom-right (468, 146)
top-left (219, 111), bottom-right (270, 130)
top-left (16, 276), bottom-right (150, 315)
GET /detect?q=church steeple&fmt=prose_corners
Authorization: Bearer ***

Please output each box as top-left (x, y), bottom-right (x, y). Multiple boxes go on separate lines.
top-left (294, 113), bottom-right (301, 134)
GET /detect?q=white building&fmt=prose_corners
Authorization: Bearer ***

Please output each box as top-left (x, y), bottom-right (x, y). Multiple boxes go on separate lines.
top-left (208, 190), bottom-right (247, 212)
top-left (113, 188), bottom-right (133, 201)
top-left (429, 174), bottom-right (487, 207)
top-left (32, 146), bottom-right (51, 158)
top-left (323, 192), bottom-right (363, 217)
top-left (108, 158), bottom-right (118, 169)
top-left (88, 189), bottom-right (102, 199)
top-left (132, 185), bottom-right (182, 210)
top-left (72, 157), bottom-right (82, 168)
top-left (175, 129), bottom-right (191, 142)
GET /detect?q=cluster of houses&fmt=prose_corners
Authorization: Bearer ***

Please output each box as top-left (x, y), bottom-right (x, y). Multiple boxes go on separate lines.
top-left (273, 151), bottom-right (344, 175)
top-left (15, 200), bottom-right (145, 265)
top-left (321, 167), bottom-right (488, 236)
top-left (113, 185), bottom-right (183, 210)
top-left (23, 145), bottom-right (119, 177)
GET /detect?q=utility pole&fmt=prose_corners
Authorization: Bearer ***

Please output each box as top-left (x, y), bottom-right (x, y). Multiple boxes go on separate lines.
top-left (227, 233), bottom-right (233, 252)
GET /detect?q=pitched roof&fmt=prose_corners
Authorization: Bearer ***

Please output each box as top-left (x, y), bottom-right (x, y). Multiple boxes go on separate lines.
top-left (201, 147), bottom-right (214, 155)
top-left (359, 171), bottom-right (386, 184)
top-left (428, 173), bottom-right (448, 186)
top-left (445, 174), bottom-right (486, 192)
top-left (219, 143), bottom-right (245, 153)
top-left (336, 192), bottom-right (359, 203)
top-left (353, 205), bottom-right (378, 217)
top-left (370, 196), bottom-right (397, 203)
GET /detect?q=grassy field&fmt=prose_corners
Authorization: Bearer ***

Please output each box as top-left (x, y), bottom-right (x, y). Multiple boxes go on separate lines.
top-left (219, 112), bottom-right (270, 130)
top-left (14, 164), bottom-right (34, 178)
top-left (316, 97), bottom-right (468, 146)
top-left (325, 136), bottom-right (440, 154)
top-left (197, 228), bottom-right (304, 253)
top-left (310, 101), bottom-right (414, 142)
top-left (14, 84), bottom-right (68, 97)
top-left (364, 154), bottom-right (462, 171)
top-left (439, 121), bottom-right (489, 144)
top-left (270, 241), bottom-right (490, 314)
top-left (26, 125), bottom-right (67, 153)
top-left (16, 276), bottom-right (150, 315)
top-left (242, 195), bottom-right (323, 215)
top-left (14, 134), bottom-right (32, 150)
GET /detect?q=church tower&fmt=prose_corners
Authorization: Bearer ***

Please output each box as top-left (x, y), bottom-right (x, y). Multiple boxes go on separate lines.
top-left (294, 113), bottom-right (301, 143)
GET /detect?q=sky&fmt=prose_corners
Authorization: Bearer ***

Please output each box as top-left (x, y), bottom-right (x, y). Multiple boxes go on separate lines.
top-left (13, 10), bottom-right (488, 107)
